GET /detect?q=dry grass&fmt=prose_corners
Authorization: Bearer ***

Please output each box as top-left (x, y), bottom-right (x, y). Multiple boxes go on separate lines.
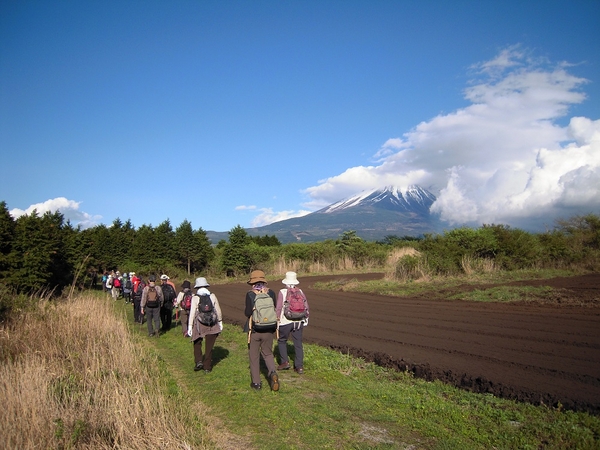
top-left (461, 255), bottom-right (498, 275)
top-left (384, 248), bottom-right (430, 282)
top-left (272, 255), bottom-right (385, 276)
top-left (385, 247), bottom-right (420, 266)
top-left (0, 294), bottom-right (212, 449)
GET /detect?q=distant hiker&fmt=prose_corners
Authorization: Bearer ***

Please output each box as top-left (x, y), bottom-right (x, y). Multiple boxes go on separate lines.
top-left (244, 270), bottom-right (279, 391)
top-left (122, 273), bottom-right (133, 304)
top-left (131, 272), bottom-right (144, 323)
top-left (111, 271), bottom-right (121, 300)
top-left (160, 274), bottom-right (177, 332)
top-left (188, 277), bottom-right (223, 373)
top-left (106, 273), bottom-right (116, 299)
top-left (141, 275), bottom-right (164, 337)
top-left (102, 271), bottom-right (108, 292)
top-left (276, 271), bottom-right (310, 374)
top-left (175, 280), bottom-right (193, 337)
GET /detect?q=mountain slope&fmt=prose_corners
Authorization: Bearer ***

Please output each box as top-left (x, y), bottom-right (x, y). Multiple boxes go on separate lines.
top-left (206, 185), bottom-right (444, 244)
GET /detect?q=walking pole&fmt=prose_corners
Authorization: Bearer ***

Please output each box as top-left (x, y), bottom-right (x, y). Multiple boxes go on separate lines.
top-left (247, 317), bottom-right (253, 349)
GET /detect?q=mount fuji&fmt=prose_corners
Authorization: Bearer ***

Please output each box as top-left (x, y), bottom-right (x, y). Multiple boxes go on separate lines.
top-left (207, 185), bottom-right (445, 244)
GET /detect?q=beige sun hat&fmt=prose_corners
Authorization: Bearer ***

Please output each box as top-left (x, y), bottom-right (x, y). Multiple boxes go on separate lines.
top-left (282, 271), bottom-right (299, 285)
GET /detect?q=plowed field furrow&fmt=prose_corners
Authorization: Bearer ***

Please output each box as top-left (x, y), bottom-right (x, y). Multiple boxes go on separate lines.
top-left (211, 273), bottom-right (600, 414)
top-left (310, 325), bottom-right (600, 385)
top-left (309, 319), bottom-right (597, 376)
top-left (311, 311), bottom-right (600, 347)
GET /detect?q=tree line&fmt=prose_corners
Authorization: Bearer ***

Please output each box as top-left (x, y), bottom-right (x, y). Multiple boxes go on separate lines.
top-left (1, 199), bottom-right (599, 302)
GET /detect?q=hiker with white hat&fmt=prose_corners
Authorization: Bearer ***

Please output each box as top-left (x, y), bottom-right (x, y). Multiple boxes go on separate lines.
top-left (187, 277), bottom-right (223, 373)
top-left (159, 274), bottom-right (177, 332)
top-left (276, 271), bottom-right (310, 374)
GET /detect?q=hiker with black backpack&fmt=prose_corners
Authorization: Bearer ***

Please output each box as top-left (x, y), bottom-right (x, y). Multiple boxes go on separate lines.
top-left (141, 275), bottom-right (164, 337)
top-left (187, 277), bottom-right (222, 373)
top-left (244, 270), bottom-right (280, 391)
top-left (160, 274), bottom-right (177, 332)
top-left (122, 273), bottom-right (133, 304)
top-left (175, 280), bottom-right (193, 337)
top-left (276, 271), bottom-right (310, 374)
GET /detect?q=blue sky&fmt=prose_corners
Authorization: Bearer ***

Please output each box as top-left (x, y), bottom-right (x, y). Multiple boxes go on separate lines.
top-left (2, 0), bottom-right (599, 233)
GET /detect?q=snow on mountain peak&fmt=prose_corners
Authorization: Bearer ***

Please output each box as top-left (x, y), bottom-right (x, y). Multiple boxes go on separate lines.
top-left (322, 185), bottom-right (435, 213)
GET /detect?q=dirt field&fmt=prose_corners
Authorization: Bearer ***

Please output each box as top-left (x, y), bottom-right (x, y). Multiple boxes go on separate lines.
top-left (212, 273), bottom-right (600, 414)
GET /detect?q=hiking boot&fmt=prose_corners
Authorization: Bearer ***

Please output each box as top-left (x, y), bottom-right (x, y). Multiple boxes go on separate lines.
top-left (277, 361), bottom-right (290, 370)
top-left (194, 362), bottom-right (204, 372)
top-left (269, 371), bottom-right (280, 392)
top-left (148, 332), bottom-right (155, 337)
top-left (294, 367), bottom-right (304, 375)
top-left (250, 382), bottom-right (262, 390)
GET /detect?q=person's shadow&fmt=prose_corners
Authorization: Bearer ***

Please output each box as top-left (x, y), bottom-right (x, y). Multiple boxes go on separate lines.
top-left (211, 346), bottom-right (230, 369)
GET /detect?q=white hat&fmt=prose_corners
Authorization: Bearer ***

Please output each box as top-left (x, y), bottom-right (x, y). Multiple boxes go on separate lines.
top-left (160, 274), bottom-right (169, 280)
top-left (129, 272), bottom-right (136, 276)
top-left (282, 271), bottom-right (299, 285)
top-left (194, 277), bottom-right (210, 288)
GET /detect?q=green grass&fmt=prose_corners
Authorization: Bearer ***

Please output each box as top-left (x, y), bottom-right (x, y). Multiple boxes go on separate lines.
top-left (313, 268), bottom-right (584, 302)
top-left (117, 301), bottom-right (600, 449)
top-left (449, 285), bottom-right (555, 303)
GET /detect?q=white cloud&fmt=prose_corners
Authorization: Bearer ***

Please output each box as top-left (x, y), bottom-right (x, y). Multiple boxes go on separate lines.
top-left (250, 208), bottom-right (312, 227)
top-left (474, 46), bottom-right (525, 76)
top-left (235, 205), bottom-right (257, 211)
top-left (303, 47), bottom-right (599, 230)
top-left (9, 197), bottom-right (102, 229)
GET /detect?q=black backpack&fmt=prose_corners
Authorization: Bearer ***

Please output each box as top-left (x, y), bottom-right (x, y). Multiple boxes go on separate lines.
top-left (162, 284), bottom-right (176, 309)
top-left (134, 281), bottom-right (146, 300)
top-left (196, 294), bottom-right (217, 326)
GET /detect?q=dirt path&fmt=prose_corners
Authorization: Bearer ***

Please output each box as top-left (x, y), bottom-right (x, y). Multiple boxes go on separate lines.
top-left (211, 273), bottom-right (600, 414)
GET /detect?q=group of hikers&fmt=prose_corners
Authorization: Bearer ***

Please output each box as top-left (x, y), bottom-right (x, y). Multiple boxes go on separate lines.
top-left (101, 269), bottom-right (310, 391)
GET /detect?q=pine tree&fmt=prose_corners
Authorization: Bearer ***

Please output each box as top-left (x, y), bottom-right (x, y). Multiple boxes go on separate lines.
top-left (0, 201), bottom-right (16, 280)
top-left (221, 225), bottom-right (252, 276)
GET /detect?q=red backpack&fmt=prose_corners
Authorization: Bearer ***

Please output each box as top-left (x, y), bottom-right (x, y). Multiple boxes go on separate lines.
top-left (283, 287), bottom-right (308, 320)
top-left (181, 291), bottom-right (193, 311)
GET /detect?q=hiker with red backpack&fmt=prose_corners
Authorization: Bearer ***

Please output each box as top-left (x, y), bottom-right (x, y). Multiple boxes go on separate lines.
top-left (244, 270), bottom-right (280, 391)
top-left (187, 277), bottom-right (222, 373)
top-left (175, 280), bottom-right (193, 337)
top-left (111, 271), bottom-right (122, 300)
top-left (141, 275), bottom-right (164, 337)
top-left (276, 271), bottom-right (310, 374)
top-left (131, 272), bottom-right (145, 324)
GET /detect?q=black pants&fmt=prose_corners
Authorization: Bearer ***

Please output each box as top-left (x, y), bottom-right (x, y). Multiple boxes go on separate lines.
top-left (161, 306), bottom-right (173, 331)
top-left (133, 297), bottom-right (142, 323)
